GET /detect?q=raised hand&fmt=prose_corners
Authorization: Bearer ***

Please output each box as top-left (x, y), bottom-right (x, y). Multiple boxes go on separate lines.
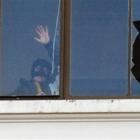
top-left (34, 25), bottom-right (50, 45)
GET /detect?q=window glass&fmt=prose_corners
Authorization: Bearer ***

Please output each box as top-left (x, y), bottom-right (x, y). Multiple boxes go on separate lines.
top-left (70, 0), bottom-right (129, 96)
top-left (1, 0), bottom-right (61, 96)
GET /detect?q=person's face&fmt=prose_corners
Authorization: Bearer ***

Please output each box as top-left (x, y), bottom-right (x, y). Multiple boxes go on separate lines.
top-left (33, 65), bottom-right (48, 82)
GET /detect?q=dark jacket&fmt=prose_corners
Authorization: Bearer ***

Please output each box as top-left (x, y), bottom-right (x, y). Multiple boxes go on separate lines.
top-left (12, 41), bottom-right (59, 96)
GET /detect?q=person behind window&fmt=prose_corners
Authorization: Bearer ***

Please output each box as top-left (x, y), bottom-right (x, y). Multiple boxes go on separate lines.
top-left (12, 26), bottom-right (59, 96)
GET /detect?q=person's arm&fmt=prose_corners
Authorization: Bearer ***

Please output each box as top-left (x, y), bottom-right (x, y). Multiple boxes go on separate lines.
top-left (34, 25), bottom-right (53, 60)
top-left (34, 25), bottom-right (59, 78)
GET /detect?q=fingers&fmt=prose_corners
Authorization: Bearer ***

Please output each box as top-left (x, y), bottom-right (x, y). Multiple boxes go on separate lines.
top-left (35, 26), bottom-right (43, 36)
top-left (37, 25), bottom-right (43, 32)
top-left (35, 26), bottom-right (46, 37)
top-left (34, 37), bottom-right (42, 43)
top-left (35, 28), bottom-right (42, 36)
top-left (38, 26), bottom-right (44, 34)
top-left (38, 25), bottom-right (46, 35)
top-left (37, 25), bottom-right (49, 34)
top-left (45, 26), bottom-right (49, 33)
top-left (34, 25), bottom-right (50, 44)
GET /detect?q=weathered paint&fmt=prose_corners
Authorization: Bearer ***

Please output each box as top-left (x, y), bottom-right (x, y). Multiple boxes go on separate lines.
top-left (0, 99), bottom-right (139, 114)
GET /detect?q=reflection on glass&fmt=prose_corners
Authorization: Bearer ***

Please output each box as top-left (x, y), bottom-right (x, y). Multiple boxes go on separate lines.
top-left (70, 0), bottom-right (129, 96)
top-left (1, 0), bottom-right (61, 96)
top-left (131, 0), bottom-right (140, 95)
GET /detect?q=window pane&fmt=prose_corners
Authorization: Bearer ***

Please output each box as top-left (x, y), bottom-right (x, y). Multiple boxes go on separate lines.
top-left (70, 0), bottom-right (129, 96)
top-left (131, 0), bottom-right (140, 95)
top-left (1, 0), bottom-right (61, 96)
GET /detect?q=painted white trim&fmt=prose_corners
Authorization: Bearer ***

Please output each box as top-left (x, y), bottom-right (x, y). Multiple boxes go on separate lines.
top-left (0, 99), bottom-right (139, 114)
top-left (0, 99), bottom-right (139, 121)
top-left (0, 113), bottom-right (140, 122)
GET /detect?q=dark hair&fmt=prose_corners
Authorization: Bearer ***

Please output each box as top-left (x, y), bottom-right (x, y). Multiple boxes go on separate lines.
top-left (31, 58), bottom-right (51, 79)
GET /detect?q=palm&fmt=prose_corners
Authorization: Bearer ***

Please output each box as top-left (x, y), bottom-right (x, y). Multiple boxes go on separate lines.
top-left (34, 25), bottom-right (50, 45)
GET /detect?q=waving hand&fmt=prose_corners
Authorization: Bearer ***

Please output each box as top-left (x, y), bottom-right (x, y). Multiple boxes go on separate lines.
top-left (34, 25), bottom-right (50, 45)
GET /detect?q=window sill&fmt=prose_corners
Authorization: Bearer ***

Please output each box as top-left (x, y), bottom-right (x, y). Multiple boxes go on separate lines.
top-left (0, 99), bottom-right (140, 114)
top-left (0, 99), bottom-right (140, 122)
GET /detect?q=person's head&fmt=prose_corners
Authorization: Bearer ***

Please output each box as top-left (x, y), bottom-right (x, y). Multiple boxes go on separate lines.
top-left (31, 59), bottom-right (51, 82)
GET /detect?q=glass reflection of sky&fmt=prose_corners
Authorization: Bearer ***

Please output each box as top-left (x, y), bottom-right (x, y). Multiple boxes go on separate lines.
top-left (70, 0), bottom-right (129, 96)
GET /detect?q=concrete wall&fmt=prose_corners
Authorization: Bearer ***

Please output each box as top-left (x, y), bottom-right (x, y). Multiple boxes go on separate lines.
top-left (0, 121), bottom-right (140, 140)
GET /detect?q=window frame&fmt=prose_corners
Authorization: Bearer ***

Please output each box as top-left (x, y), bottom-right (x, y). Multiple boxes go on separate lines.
top-left (0, 0), bottom-right (140, 121)
top-left (64, 0), bottom-right (138, 99)
top-left (0, 0), bottom-right (136, 100)
top-left (0, 0), bottom-right (65, 100)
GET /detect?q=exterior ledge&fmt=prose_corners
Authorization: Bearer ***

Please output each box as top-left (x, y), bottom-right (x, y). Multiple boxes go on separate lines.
top-left (0, 99), bottom-right (139, 114)
top-left (0, 99), bottom-right (139, 121)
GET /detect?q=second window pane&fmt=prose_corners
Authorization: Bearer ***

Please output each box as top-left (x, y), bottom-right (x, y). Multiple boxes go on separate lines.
top-left (70, 0), bottom-right (129, 96)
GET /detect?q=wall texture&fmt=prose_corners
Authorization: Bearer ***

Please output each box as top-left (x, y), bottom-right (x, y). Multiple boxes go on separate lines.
top-left (0, 121), bottom-right (140, 140)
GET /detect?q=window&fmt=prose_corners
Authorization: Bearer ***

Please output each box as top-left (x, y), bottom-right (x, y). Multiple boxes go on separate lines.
top-left (0, 0), bottom-right (140, 119)
top-left (1, 0), bottom-right (61, 98)
top-left (66, 0), bottom-right (133, 99)
top-left (70, 0), bottom-right (129, 97)
top-left (0, 0), bottom-right (140, 100)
